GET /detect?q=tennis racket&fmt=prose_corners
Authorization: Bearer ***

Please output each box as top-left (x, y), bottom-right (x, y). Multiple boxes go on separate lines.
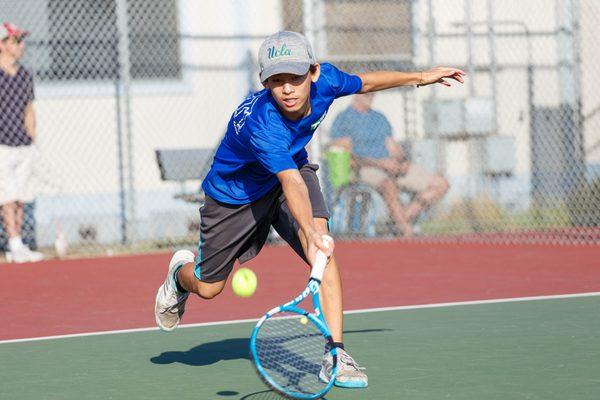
top-left (250, 235), bottom-right (337, 399)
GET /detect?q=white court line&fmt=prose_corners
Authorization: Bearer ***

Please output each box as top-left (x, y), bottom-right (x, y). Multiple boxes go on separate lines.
top-left (2, 291), bottom-right (600, 345)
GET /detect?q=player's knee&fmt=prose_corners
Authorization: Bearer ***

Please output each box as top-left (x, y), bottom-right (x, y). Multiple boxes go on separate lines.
top-left (194, 280), bottom-right (225, 300)
top-left (198, 288), bottom-right (222, 300)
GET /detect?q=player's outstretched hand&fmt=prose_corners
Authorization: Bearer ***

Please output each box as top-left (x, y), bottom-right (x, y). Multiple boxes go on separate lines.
top-left (420, 67), bottom-right (466, 87)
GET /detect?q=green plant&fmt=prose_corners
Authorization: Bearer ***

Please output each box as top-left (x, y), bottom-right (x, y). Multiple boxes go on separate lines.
top-left (421, 196), bottom-right (515, 235)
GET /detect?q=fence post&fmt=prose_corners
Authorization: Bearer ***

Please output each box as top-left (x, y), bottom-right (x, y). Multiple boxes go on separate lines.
top-left (115, 0), bottom-right (136, 244)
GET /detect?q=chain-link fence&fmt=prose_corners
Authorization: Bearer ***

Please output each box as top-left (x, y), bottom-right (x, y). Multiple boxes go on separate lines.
top-left (1, 0), bottom-right (598, 260)
top-left (318, 0), bottom-right (600, 245)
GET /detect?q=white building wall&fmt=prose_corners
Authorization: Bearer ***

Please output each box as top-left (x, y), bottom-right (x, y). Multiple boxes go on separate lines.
top-left (5, 0), bottom-right (597, 246)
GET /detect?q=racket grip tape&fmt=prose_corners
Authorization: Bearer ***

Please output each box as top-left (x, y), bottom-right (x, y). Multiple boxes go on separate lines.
top-left (310, 235), bottom-right (333, 281)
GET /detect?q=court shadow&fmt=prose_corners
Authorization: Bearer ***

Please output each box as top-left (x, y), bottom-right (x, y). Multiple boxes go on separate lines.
top-left (216, 390), bottom-right (240, 397)
top-left (342, 328), bottom-right (392, 335)
top-left (151, 338), bottom-right (250, 366)
top-left (238, 389), bottom-right (331, 399)
top-left (237, 389), bottom-right (284, 399)
top-left (150, 328), bottom-right (391, 367)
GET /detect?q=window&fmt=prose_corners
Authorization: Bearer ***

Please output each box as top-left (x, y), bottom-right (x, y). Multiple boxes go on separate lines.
top-left (127, 0), bottom-right (181, 80)
top-left (281, 0), bottom-right (414, 72)
top-left (40, 0), bottom-right (181, 81)
top-left (47, 0), bottom-right (119, 81)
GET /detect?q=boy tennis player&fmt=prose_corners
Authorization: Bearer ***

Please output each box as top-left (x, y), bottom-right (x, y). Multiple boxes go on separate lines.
top-left (155, 31), bottom-right (464, 388)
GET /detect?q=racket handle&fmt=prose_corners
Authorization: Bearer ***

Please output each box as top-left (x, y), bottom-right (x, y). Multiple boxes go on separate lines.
top-left (310, 235), bottom-right (333, 281)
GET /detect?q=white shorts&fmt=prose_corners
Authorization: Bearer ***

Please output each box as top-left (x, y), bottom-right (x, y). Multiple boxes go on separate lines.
top-left (359, 163), bottom-right (435, 194)
top-left (396, 164), bottom-right (435, 193)
top-left (0, 145), bottom-right (36, 205)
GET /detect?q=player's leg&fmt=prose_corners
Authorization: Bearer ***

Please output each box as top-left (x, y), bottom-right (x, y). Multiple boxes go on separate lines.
top-left (272, 164), bottom-right (368, 387)
top-left (294, 217), bottom-right (343, 342)
top-left (271, 164), bottom-right (343, 338)
top-left (317, 232), bottom-right (343, 344)
top-left (293, 218), bottom-right (367, 388)
top-left (177, 266), bottom-right (226, 299)
top-left (155, 187), bottom-right (279, 331)
top-left (273, 214), bottom-right (344, 342)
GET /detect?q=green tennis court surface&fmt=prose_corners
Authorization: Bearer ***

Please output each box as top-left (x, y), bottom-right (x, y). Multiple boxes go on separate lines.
top-left (2, 295), bottom-right (599, 400)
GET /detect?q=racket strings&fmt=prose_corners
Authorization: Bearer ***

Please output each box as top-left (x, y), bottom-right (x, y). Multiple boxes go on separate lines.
top-left (255, 312), bottom-right (330, 396)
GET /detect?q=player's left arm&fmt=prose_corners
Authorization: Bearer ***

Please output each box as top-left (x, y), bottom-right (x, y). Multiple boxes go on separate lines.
top-left (24, 101), bottom-right (36, 141)
top-left (357, 67), bottom-right (465, 93)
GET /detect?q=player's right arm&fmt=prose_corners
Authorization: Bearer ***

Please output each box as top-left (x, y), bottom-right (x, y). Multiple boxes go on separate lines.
top-left (249, 128), bottom-right (333, 262)
top-left (277, 169), bottom-right (333, 262)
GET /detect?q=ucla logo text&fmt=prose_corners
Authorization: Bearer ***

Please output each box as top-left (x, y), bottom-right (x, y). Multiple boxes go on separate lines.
top-left (267, 44), bottom-right (292, 59)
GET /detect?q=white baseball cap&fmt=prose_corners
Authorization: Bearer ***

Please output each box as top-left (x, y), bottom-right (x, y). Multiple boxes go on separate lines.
top-left (258, 31), bottom-right (316, 82)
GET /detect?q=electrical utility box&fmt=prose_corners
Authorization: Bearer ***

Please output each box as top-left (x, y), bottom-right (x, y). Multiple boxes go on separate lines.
top-left (423, 98), bottom-right (495, 139)
top-left (483, 135), bottom-right (516, 177)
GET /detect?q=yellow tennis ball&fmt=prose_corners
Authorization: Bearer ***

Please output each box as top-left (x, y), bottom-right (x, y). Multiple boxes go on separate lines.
top-left (231, 267), bottom-right (257, 297)
top-left (300, 316), bottom-right (308, 325)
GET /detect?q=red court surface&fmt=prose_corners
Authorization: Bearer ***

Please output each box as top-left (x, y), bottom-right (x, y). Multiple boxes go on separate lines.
top-left (1, 240), bottom-right (599, 341)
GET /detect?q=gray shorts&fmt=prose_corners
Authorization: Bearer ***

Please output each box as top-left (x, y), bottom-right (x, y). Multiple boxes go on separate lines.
top-left (194, 163), bottom-right (329, 283)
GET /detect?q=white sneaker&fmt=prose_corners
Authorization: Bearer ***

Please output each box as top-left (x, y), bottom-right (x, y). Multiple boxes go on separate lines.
top-left (155, 250), bottom-right (195, 332)
top-left (320, 348), bottom-right (368, 388)
top-left (8, 246), bottom-right (44, 263)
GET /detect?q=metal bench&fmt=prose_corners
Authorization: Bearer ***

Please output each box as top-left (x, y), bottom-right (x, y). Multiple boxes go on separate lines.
top-left (155, 148), bottom-right (215, 203)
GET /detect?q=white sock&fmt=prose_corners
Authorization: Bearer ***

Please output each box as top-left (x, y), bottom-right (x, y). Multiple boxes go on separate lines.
top-left (8, 236), bottom-right (24, 252)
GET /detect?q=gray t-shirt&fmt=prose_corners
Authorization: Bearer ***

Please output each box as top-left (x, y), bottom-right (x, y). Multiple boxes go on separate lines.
top-left (0, 65), bottom-right (34, 146)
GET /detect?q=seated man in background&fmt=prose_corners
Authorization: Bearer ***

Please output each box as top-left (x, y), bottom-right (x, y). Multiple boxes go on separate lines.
top-left (329, 92), bottom-right (449, 236)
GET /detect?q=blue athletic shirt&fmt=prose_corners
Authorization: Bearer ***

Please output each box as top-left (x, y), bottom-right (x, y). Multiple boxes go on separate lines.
top-left (202, 63), bottom-right (363, 204)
